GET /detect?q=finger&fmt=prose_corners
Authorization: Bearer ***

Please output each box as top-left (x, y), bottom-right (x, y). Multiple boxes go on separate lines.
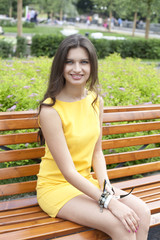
top-left (132, 211), bottom-right (140, 226)
top-left (129, 212), bottom-right (140, 231)
top-left (121, 218), bottom-right (132, 233)
top-left (126, 217), bottom-right (137, 232)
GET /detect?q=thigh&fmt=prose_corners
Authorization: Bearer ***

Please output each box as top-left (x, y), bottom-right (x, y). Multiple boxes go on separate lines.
top-left (57, 194), bottom-right (131, 238)
top-left (113, 186), bottom-right (150, 219)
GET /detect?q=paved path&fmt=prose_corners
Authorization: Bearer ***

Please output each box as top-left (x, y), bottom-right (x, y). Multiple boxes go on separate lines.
top-left (3, 22), bottom-right (160, 39)
top-left (148, 226), bottom-right (160, 240)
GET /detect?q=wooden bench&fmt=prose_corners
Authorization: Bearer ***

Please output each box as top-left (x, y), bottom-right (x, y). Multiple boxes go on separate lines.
top-left (0, 105), bottom-right (160, 240)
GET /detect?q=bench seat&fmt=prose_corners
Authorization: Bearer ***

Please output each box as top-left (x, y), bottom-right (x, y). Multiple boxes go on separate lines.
top-left (0, 106), bottom-right (160, 239)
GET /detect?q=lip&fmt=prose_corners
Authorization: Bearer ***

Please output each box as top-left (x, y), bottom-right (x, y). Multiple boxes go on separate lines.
top-left (71, 74), bottom-right (83, 80)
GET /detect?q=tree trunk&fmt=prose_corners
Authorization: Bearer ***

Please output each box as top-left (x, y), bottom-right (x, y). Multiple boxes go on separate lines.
top-left (145, 0), bottom-right (151, 39)
top-left (17, 0), bottom-right (23, 37)
top-left (9, 6), bottom-right (13, 18)
top-left (9, 0), bottom-right (13, 18)
top-left (132, 12), bottom-right (137, 37)
top-left (60, 8), bottom-right (63, 21)
top-left (145, 17), bottom-right (150, 39)
top-left (108, 10), bottom-right (112, 32)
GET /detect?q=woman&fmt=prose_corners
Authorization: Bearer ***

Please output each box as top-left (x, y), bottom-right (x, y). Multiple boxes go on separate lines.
top-left (37, 34), bottom-right (150, 240)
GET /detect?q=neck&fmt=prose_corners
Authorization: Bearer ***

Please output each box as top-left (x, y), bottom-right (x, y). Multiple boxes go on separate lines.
top-left (63, 85), bottom-right (87, 100)
top-left (57, 85), bottom-right (88, 102)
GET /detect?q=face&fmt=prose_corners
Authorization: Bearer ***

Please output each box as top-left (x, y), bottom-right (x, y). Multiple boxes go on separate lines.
top-left (63, 47), bottom-right (91, 87)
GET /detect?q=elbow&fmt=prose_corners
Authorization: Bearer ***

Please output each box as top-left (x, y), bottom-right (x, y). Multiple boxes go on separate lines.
top-left (62, 168), bottom-right (77, 183)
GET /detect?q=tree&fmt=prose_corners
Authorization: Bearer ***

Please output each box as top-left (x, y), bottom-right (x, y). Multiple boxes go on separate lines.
top-left (76, 0), bottom-right (94, 14)
top-left (142, 0), bottom-right (158, 39)
top-left (17, 0), bottom-right (22, 36)
top-left (118, 0), bottom-right (145, 37)
top-left (91, 0), bottom-right (118, 31)
top-left (37, 0), bottom-right (78, 20)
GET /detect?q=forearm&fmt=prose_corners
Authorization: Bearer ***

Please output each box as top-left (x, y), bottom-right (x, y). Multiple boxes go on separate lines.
top-left (92, 150), bottom-right (110, 190)
top-left (63, 168), bottom-right (102, 202)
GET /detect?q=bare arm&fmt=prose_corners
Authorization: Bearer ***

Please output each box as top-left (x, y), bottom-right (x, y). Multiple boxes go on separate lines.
top-left (39, 106), bottom-right (102, 202)
top-left (92, 99), bottom-right (140, 232)
top-left (92, 97), bottom-right (111, 191)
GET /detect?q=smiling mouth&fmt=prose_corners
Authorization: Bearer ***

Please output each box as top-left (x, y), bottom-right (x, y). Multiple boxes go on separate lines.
top-left (71, 74), bottom-right (83, 80)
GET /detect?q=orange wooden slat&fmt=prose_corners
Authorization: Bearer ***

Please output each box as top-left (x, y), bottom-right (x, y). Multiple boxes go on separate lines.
top-left (103, 104), bottom-right (160, 113)
top-left (102, 121), bottom-right (160, 135)
top-left (0, 211), bottom-right (48, 225)
top-left (106, 162), bottom-right (160, 179)
top-left (147, 200), bottom-right (160, 214)
top-left (0, 181), bottom-right (37, 196)
top-left (0, 206), bottom-right (42, 218)
top-left (0, 132), bottom-right (38, 146)
top-left (141, 194), bottom-right (160, 202)
top-left (0, 111), bottom-right (37, 120)
top-left (0, 147), bottom-right (45, 163)
top-left (0, 217), bottom-right (62, 234)
top-left (102, 134), bottom-right (160, 150)
top-left (112, 174), bottom-right (160, 190)
top-left (132, 185), bottom-right (160, 196)
top-left (0, 221), bottom-right (88, 240)
top-left (0, 196), bottom-right (38, 211)
top-left (0, 164), bottom-right (39, 180)
top-left (105, 148), bottom-right (160, 164)
top-left (103, 110), bottom-right (160, 123)
top-left (134, 191), bottom-right (160, 201)
top-left (53, 229), bottom-right (108, 240)
top-left (0, 118), bottom-right (38, 131)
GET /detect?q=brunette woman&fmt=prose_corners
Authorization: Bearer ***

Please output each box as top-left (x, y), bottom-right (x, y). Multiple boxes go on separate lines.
top-left (37, 34), bottom-right (150, 240)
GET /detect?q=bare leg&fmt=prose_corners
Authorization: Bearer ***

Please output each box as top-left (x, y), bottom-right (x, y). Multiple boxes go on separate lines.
top-left (113, 187), bottom-right (151, 240)
top-left (57, 194), bottom-right (136, 240)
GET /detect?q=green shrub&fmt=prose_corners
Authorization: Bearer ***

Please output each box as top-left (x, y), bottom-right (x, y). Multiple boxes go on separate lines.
top-left (15, 36), bottom-right (27, 58)
top-left (90, 38), bottom-right (110, 58)
top-left (99, 54), bottom-right (160, 106)
top-left (23, 22), bottom-right (35, 28)
top-left (0, 20), bottom-right (16, 27)
top-left (0, 40), bottom-right (13, 58)
top-left (30, 35), bottom-right (160, 59)
top-left (31, 34), bottom-right (65, 57)
top-left (0, 54), bottom-right (160, 112)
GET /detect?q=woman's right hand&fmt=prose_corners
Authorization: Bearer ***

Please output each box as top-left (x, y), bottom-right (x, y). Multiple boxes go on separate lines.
top-left (108, 198), bottom-right (140, 233)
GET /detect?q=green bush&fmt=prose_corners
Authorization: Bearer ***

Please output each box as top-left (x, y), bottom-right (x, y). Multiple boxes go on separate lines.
top-left (90, 38), bottom-right (110, 58)
top-left (0, 54), bottom-right (160, 112)
top-left (23, 22), bottom-right (35, 28)
top-left (30, 34), bottom-right (160, 59)
top-left (0, 40), bottom-right (13, 58)
top-left (15, 36), bottom-right (27, 58)
top-left (0, 20), bottom-right (16, 27)
top-left (31, 34), bottom-right (65, 57)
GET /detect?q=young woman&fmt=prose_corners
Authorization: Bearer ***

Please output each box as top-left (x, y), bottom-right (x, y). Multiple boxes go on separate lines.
top-left (37, 34), bottom-right (150, 240)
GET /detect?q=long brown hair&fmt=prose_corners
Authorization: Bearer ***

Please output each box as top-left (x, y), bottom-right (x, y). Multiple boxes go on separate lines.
top-left (38, 34), bottom-right (99, 145)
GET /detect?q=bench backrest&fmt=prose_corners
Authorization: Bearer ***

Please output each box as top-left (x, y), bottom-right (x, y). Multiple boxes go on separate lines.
top-left (0, 107), bottom-right (160, 209)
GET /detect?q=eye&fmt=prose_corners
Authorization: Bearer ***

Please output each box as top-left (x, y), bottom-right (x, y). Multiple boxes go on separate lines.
top-left (81, 60), bottom-right (89, 64)
top-left (65, 60), bottom-right (73, 64)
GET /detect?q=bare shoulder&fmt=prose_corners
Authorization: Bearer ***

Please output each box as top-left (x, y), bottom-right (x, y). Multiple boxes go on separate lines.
top-left (98, 95), bottom-right (104, 111)
top-left (39, 105), bottom-right (61, 126)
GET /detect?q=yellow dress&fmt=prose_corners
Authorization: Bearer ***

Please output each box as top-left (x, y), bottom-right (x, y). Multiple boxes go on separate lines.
top-left (36, 92), bottom-right (100, 217)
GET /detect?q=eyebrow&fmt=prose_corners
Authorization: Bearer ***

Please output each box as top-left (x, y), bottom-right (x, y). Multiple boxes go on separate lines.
top-left (66, 58), bottom-right (89, 60)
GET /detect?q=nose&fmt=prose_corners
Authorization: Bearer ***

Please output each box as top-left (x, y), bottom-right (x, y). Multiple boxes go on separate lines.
top-left (73, 62), bottom-right (81, 72)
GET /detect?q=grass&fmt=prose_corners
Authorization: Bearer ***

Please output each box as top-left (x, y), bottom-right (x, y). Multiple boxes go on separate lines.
top-left (3, 24), bottom-right (143, 40)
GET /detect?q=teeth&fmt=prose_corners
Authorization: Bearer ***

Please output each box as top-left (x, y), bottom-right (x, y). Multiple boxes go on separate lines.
top-left (72, 75), bottom-right (82, 79)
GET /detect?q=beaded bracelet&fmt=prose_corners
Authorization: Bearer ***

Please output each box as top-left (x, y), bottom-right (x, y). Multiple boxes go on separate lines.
top-left (99, 191), bottom-right (110, 212)
top-left (98, 179), bottom-right (111, 212)
top-left (98, 179), bottom-right (135, 212)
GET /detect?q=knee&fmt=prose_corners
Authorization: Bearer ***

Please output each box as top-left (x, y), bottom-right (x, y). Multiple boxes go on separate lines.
top-left (111, 226), bottom-right (135, 240)
top-left (139, 202), bottom-right (151, 232)
top-left (141, 202), bottom-right (151, 221)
